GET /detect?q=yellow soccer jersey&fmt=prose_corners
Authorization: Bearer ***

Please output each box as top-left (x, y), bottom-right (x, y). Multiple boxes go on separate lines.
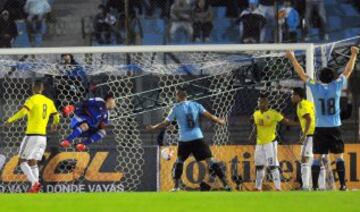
top-left (253, 109), bottom-right (284, 145)
top-left (296, 99), bottom-right (315, 136)
top-left (7, 94), bottom-right (59, 135)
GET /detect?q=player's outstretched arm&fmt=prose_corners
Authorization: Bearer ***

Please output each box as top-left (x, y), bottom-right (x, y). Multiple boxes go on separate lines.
top-left (342, 46), bottom-right (359, 79)
top-left (202, 111), bottom-right (225, 125)
top-left (146, 120), bottom-right (171, 131)
top-left (286, 51), bottom-right (309, 82)
top-left (4, 107), bottom-right (28, 127)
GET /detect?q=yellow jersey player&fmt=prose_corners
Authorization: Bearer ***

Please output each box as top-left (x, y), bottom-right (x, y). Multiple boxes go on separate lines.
top-left (251, 94), bottom-right (297, 191)
top-left (291, 87), bottom-right (327, 190)
top-left (4, 80), bottom-right (60, 193)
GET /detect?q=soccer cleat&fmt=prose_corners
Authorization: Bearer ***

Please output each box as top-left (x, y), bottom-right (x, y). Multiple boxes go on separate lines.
top-left (28, 182), bottom-right (41, 193)
top-left (339, 185), bottom-right (348, 191)
top-left (60, 140), bottom-right (71, 148)
top-left (171, 187), bottom-right (181, 192)
top-left (224, 185), bottom-right (232, 192)
top-left (253, 188), bottom-right (262, 192)
top-left (76, 143), bottom-right (87, 152)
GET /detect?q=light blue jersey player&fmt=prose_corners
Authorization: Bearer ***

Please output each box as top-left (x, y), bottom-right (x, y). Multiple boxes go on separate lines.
top-left (147, 87), bottom-right (231, 191)
top-left (287, 47), bottom-right (359, 191)
top-left (60, 94), bottom-right (116, 151)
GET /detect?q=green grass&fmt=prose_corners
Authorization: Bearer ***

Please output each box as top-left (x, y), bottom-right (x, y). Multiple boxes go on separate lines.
top-left (0, 191), bottom-right (360, 212)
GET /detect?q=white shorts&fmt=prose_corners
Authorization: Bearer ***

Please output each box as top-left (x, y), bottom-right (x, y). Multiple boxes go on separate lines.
top-left (19, 136), bottom-right (46, 160)
top-left (301, 136), bottom-right (313, 158)
top-left (255, 141), bottom-right (279, 167)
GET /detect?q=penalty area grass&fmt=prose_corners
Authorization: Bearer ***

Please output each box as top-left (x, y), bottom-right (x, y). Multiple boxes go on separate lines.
top-left (0, 191), bottom-right (359, 212)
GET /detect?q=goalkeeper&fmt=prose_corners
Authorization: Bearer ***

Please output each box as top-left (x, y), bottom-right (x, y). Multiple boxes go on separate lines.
top-left (60, 94), bottom-right (116, 151)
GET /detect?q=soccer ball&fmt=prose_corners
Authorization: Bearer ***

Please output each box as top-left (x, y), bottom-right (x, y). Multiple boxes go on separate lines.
top-left (160, 148), bottom-right (174, 161)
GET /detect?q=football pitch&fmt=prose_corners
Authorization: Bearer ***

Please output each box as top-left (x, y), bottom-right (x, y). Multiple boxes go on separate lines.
top-left (0, 191), bottom-right (360, 212)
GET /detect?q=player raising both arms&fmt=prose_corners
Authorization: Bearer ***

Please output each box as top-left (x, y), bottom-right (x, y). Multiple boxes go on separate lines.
top-left (4, 80), bottom-right (60, 193)
top-left (291, 87), bottom-right (326, 190)
top-left (286, 46), bottom-right (359, 191)
top-left (251, 94), bottom-right (298, 191)
top-left (60, 94), bottom-right (116, 151)
top-left (147, 87), bottom-right (230, 191)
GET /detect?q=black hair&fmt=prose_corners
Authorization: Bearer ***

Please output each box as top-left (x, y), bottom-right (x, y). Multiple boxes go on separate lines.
top-left (319, 67), bottom-right (337, 83)
top-left (32, 79), bottom-right (44, 92)
top-left (292, 87), bottom-right (305, 99)
top-left (104, 93), bottom-right (114, 101)
top-left (61, 53), bottom-right (76, 64)
top-left (176, 86), bottom-right (188, 97)
top-left (33, 79), bottom-right (43, 88)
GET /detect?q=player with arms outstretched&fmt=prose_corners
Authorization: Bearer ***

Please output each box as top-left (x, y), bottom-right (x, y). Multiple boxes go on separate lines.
top-left (251, 94), bottom-right (298, 191)
top-left (4, 80), bottom-right (60, 193)
top-left (147, 87), bottom-right (230, 191)
top-left (286, 46), bottom-right (359, 190)
top-left (60, 94), bottom-right (116, 151)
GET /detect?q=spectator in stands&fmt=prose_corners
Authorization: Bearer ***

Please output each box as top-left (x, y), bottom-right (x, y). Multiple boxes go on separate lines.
top-left (93, 4), bottom-right (116, 44)
top-left (169, 0), bottom-right (193, 42)
top-left (193, 0), bottom-right (213, 42)
top-left (238, 0), bottom-right (266, 43)
top-left (24, 0), bottom-right (51, 45)
top-left (0, 10), bottom-right (18, 48)
top-left (3, 0), bottom-right (27, 20)
top-left (278, 0), bottom-right (300, 43)
top-left (105, 0), bottom-right (125, 16)
top-left (259, 0), bottom-right (275, 42)
top-left (304, 0), bottom-right (328, 41)
top-left (128, 9), bottom-right (143, 45)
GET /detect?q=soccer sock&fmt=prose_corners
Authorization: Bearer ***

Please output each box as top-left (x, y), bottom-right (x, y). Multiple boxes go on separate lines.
top-left (318, 165), bottom-right (326, 190)
top-left (0, 154), bottom-right (6, 170)
top-left (301, 162), bottom-right (311, 189)
top-left (172, 160), bottom-right (184, 188)
top-left (83, 130), bottom-right (106, 145)
top-left (270, 167), bottom-right (281, 190)
top-left (255, 167), bottom-right (265, 190)
top-left (209, 161), bottom-right (228, 187)
top-left (20, 162), bottom-right (37, 185)
top-left (31, 165), bottom-right (39, 182)
top-left (311, 159), bottom-right (321, 190)
top-left (66, 127), bottom-right (83, 142)
top-left (336, 158), bottom-right (346, 187)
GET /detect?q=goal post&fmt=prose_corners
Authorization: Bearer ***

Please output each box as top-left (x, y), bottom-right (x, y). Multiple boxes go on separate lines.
top-left (0, 41), bottom-right (351, 192)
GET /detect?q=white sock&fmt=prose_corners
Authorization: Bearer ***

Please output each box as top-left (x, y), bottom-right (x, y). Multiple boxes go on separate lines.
top-left (271, 168), bottom-right (281, 190)
top-left (255, 169), bottom-right (265, 190)
top-left (301, 163), bottom-right (311, 189)
top-left (0, 154), bottom-right (6, 170)
top-left (20, 162), bottom-right (37, 185)
top-left (31, 165), bottom-right (39, 182)
top-left (318, 165), bottom-right (326, 190)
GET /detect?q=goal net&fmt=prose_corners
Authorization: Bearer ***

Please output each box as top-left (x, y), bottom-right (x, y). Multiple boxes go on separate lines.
top-left (0, 39), bottom-right (358, 192)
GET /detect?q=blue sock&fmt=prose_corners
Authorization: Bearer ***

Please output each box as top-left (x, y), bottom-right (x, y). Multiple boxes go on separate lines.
top-left (83, 130), bottom-right (106, 145)
top-left (66, 127), bottom-right (83, 142)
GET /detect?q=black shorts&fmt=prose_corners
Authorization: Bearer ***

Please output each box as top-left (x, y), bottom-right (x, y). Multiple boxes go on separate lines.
top-left (313, 127), bottom-right (344, 154)
top-left (177, 139), bottom-right (212, 161)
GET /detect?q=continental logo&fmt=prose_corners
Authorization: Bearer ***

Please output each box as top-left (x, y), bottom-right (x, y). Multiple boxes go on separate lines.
top-left (160, 145), bottom-right (360, 191)
top-left (1, 152), bottom-right (123, 183)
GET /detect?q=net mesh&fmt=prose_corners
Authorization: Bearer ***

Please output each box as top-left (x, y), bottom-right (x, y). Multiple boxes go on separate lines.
top-left (0, 39), bottom-right (358, 192)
